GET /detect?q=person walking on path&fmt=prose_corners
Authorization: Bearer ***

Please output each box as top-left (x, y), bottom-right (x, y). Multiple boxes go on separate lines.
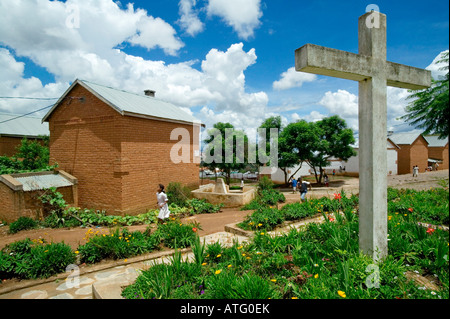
top-left (156, 184), bottom-right (170, 223)
top-left (299, 178), bottom-right (312, 202)
top-left (412, 165), bottom-right (419, 177)
top-left (324, 174), bottom-right (329, 187)
top-left (291, 177), bottom-right (298, 193)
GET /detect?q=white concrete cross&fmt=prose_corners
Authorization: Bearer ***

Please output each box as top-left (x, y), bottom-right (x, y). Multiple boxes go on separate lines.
top-left (295, 11), bottom-right (431, 260)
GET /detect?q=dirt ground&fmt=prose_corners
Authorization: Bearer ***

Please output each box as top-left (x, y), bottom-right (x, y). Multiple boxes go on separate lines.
top-left (0, 170), bottom-right (447, 251)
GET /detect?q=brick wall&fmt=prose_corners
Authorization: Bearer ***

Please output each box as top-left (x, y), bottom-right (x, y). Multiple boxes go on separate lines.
top-left (0, 136), bottom-right (45, 157)
top-left (48, 84), bottom-right (122, 214)
top-left (48, 83), bottom-right (200, 216)
top-left (0, 184), bottom-right (77, 224)
top-left (119, 116), bottom-right (199, 215)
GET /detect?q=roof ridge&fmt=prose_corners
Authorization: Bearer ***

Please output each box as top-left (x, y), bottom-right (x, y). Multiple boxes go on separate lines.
top-left (79, 79), bottom-right (165, 102)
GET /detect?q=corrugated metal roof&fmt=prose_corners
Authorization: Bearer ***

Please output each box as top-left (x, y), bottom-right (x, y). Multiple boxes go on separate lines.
top-left (0, 113), bottom-right (49, 137)
top-left (42, 79), bottom-right (201, 126)
top-left (14, 173), bottom-right (74, 191)
top-left (388, 132), bottom-right (423, 145)
top-left (423, 135), bottom-right (449, 147)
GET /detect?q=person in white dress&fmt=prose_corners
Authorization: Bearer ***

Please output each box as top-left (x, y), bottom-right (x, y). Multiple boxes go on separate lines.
top-left (156, 184), bottom-right (170, 223)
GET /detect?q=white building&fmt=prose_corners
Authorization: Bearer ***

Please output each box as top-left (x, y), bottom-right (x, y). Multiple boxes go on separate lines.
top-left (263, 138), bottom-right (399, 183)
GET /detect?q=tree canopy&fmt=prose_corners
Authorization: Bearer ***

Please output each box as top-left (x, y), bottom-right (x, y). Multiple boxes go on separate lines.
top-left (401, 51), bottom-right (449, 139)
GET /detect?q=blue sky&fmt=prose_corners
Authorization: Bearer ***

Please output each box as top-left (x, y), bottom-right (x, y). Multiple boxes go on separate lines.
top-left (0, 0), bottom-right (448, 140)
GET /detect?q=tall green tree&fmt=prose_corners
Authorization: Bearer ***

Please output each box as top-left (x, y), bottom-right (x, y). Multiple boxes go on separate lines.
top-left (305, 116), bottom-right (356, 183)
top-left (203, 122), bottom-right (248, 185)
top-left (401, 51), bottom-right (449, 139)
top-left (278, 120), bottom-right (318, 184)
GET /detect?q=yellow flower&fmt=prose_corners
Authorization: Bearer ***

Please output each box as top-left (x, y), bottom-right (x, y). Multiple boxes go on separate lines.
top-left (216, 254), bottom-right (221, 258)
top-left (202, 262), bottom-right (207, 266)
top-left (338, 290), bottom-right (346, 298)
top-left (237, 246), bottom-right (243, 250)
top-left (271, 279), bottom-right (277, 282)
top-left (206, 254), bottom-right (210, 257)
top-left (256, 252), bottom-right (262, 255)
top-left (103, 234), bottom-right (106, 237)
top-left (246, 257), bottom-right (251, 260)
top-left (258, 223), bottom-right (263, 227)
top-left (404, 214), bottom-right (407, 216)
top-left (314, 274), bottom-right (319, 279)
top-left (242, 253), bottom-right (246, 256)
top-left (75, 251), bottom-right (79, 254)
top-left (260, 232), bottom-right (265, 235)
top-left (292, 297), bottom-right (298, 299)
top-left (228, 264), bottom-right (232, 268)
top-left (111, 234), bottom-right (114, 237)
top-left (388, 216), bottom-right (392, 221)
top-left (215, 270), bottom-right (222, 275)
top-left (124, 259), bottom-right (128, 262)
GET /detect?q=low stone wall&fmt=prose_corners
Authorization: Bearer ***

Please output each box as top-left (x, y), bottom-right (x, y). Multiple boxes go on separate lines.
top-left (191, 184), bottom-right (256, 208)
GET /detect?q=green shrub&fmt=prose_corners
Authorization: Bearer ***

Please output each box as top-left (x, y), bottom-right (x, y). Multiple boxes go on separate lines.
top-left (167, 182), bottom-right (192, 207)
top-left (78, 227), bottom-right (160, 264)
top-left (186, 198), bottom-right (223, 215)
top-left (8, 217), bottom-right (38, 234)
top-left (257, 176), bottom-right (274, 191)
top-left (153, 220), bottom-right (200, 249)
top-left (0, 238), bottom-right (75, 280)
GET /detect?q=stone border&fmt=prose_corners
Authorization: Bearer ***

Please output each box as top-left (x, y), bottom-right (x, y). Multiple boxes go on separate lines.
top-left (92, 247), bottom-right (191, 299)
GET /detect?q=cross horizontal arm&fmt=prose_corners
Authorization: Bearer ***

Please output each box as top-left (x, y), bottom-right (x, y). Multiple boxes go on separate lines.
top-left (295, 44), bottom-right (431, 90)
top-left (295, 44), bottom-right (374, 81)
top-left (386, 62), bottom-right (431, 90)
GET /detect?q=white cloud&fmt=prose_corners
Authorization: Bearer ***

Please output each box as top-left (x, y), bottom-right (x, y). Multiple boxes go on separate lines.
top-left (426, 49), bottom-right (449, 80)
top-left (0, 49), bottom-right (68, 115)
top-left (0, 0), bottom-right (184, 61)
top-left (318, 89), bottom-right (358, 118)
top-left (177, 0), bottom-right (204, 37)
top-left (273, 67), bottom-right (317, 90)
top-left (206, 0), bottom-right (262, 39)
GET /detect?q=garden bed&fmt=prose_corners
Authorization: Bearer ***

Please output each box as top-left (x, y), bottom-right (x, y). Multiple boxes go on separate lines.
top-left (121, 186), bottom-right (449, 300)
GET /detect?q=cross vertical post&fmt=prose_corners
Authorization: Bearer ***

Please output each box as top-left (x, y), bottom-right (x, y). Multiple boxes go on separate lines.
top-left (358, 13), bottom-right (388, 260)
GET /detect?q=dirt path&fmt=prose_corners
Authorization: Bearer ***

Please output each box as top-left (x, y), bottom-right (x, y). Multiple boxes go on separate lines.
top-left (1, 170), bottom-right (447, 251)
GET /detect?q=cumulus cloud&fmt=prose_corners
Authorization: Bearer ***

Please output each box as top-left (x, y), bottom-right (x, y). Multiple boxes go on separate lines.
top-left (0, 48), bottom-right (69, 115)
top-left (177, 0), bottom-right (205, 37)
top-left (206, 0), bottom-right (262, 39)
top-left (273, 67), bottom-right (317, 90)
top-left (426, 49), bottom-right (449, 80)
top-left (318, 89), bottom-right (358, 118)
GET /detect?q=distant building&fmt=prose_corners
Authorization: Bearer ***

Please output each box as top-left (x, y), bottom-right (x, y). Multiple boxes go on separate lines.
top-left (423, 135), bottom-right (449, 170)
top-left (389, 132), bottom-right (430, 175)
top-left (42, 79), bottom-right (203, 216)
top-left (0, 113), bottom-right (49, 156)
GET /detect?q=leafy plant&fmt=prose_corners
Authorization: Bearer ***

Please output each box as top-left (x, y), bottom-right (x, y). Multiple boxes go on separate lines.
top-left (167, 182), bottom-right (192, 207)
top-left (0, 238), bottom-right (75, 280)
top-left (8, 217), bottom-right (38, 234)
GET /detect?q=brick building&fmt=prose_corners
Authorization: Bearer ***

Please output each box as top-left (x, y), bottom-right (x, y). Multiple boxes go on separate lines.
top-left (423, 135), bottom-right (449, 170)
top-left (0, 113), bottom-right (49, 156)
top-left (42, 79), bottom-right (202, 216)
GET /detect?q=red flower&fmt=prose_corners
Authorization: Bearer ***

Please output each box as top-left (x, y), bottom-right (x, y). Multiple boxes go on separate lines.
top-left (408, 208), bottom-right (413, 212)
top-left (426, 227), bottom-right (435, 234)
top-left (192, 227), bottom-right (198, 233)
top-left (333, 193), bottom-right (342, 201)
top-left (328, 216), bottom-right (335, 222)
